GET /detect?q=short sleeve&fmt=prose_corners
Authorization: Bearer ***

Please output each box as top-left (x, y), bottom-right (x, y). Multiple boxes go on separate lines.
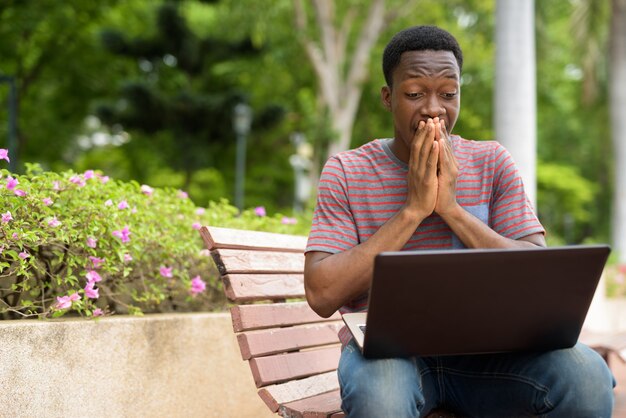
top-left (490, 144), bottom-right (545, 240)
top-left (306, 157), bottom-right (359, 253)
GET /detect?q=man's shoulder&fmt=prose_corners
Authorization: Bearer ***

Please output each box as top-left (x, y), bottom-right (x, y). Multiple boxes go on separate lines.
top-left (333, 139), bottom-right (386, 160)
top-left (327, 139), bottom-right (391, 172)
top-left (452, 135), bottom-right (503, 152)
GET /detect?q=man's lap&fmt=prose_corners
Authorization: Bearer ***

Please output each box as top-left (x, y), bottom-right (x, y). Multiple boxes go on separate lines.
top-left (338, 340), bottom-right (615, 418)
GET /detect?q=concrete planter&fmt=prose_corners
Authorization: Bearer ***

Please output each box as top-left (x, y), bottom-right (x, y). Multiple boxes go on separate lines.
top-left (0, 313), bottom-right (274, 418)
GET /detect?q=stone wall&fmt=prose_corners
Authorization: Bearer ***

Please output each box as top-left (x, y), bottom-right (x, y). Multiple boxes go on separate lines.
top-left (0, 313), bottom-right (275, 418)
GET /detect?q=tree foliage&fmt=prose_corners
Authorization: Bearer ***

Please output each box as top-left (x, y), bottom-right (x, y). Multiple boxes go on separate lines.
top-left (0, 0), bottom-right (618, 246)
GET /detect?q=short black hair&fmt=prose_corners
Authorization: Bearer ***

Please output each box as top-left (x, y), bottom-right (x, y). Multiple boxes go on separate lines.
top-left (382, 25), bottom-right (463, 87)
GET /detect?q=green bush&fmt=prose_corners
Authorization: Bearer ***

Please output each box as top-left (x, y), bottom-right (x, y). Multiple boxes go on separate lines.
top-left (0, 160), bottom-right (310, 319)
top-left (537, 162), bottom-right (597, 243)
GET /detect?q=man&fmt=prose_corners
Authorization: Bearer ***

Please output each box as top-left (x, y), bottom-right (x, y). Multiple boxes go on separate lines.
top-left (304, 25), bottom-right (614, 417)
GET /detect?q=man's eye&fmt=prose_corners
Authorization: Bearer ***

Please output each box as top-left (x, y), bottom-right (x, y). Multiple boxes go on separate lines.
top-left (406, 92), bottom-right (421, 98)
top-left (442, 92), bottom-right (458, 99)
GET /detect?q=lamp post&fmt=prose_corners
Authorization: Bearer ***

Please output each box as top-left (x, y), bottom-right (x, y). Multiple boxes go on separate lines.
top-left (232, 103), bottom-right (252, 212)
top-left (0, 75), bottom-right (17, 172)
top-left (289, 132), bottom-right (312, 213)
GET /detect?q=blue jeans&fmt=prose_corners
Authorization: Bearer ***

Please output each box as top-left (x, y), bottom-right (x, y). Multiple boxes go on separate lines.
top-left (338, 340), bottom-right (616, 417)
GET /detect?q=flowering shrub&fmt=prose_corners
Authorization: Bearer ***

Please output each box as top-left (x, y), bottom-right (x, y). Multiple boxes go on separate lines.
top-left (606, 263), bottom-right (626, 298)
top-left (0, 151), bottom-right (311, 319)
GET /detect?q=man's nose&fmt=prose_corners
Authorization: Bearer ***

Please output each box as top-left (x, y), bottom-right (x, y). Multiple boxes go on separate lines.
top-left (421, 95), bottom-right (445, 119)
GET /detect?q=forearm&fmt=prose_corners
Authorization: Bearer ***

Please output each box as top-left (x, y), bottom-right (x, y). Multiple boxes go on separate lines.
top-left (304, 206), bottom-right (426, 317)
top-left (439, 203), bottom-right (546, 249)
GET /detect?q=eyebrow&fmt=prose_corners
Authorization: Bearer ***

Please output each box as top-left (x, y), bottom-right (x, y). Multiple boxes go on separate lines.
top-left (403, 72), bottom-right (459, 81)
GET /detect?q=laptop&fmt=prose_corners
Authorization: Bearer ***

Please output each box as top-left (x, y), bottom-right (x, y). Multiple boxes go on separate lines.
top-left (342, 245), bottom-right (610, 359)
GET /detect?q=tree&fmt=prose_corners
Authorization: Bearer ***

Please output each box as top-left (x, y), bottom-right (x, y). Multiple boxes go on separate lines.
top-left (0, 0), bottom-right (125, 168)
top-left (494, 0), bottom-right (537, 206)
top-left (292, 0), bottom-right (418, 159)
top-left (570, 0), bottom-right (626, 262)
top-left (609, 0), bottom-right (626, 263)
top-left (95, 0), bottom-right (284, 189)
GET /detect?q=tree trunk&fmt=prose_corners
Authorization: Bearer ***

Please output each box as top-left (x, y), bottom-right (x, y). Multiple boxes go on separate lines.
top-left (610, 0), bottom-right (626, 263)
top-left (494, 0), bottom-right (538, 207)
top-left (293, 0), bottom-right (387, 160)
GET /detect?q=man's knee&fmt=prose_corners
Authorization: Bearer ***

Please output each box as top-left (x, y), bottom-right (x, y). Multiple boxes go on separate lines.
top-left (540, 343), bottom-right (615, 416)
top-left (339, 352), bottom-right (426, 418)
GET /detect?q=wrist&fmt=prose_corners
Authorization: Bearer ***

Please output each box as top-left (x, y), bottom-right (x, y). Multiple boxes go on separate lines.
top-left (438, 202), bottom-right (463, 222)
top-left (400, 204), bottom-right (430, 224)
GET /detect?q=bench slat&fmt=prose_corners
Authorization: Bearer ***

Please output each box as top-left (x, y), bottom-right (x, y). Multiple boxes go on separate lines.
top-left (238, 322), bottom-right (342, 360)
top-left (249, 346), bottom-right (341, 387)
top-left (224, 273), bottom-right (305, 302)
top-left (230, 302), bottom-right (341, 332)
top-left (257, 371), bottom-right (340, 412)
top-left (212, 249), bottom-right (304, 274)
top-left (278, 390), bottom-right (343, 418)
top-left (200, 226), bottom-right (307, 252)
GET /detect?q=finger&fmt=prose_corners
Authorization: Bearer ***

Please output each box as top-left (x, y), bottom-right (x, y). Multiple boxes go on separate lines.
top-left (418, 120), bottom-right (436, 174)
top-left (439, 127), bottom-right (457, 171)
top-left (410, 119), bottom-right (428, 147)
top-left (409, 120), bottom-right (427, 168)
top-left (426, 140), bottom-right (439, 178)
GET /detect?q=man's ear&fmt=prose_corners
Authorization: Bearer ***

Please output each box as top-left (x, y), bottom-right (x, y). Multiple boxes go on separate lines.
top-left (381, 86), bottom-right (392, 111)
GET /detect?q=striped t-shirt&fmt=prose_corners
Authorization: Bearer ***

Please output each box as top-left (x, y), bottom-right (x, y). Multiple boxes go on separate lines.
top-left (305, 136), bottom-right (545, 346)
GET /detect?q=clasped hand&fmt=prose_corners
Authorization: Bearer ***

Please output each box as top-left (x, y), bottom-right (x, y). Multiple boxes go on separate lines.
top-left (405, 117), bottom-right (459, 219)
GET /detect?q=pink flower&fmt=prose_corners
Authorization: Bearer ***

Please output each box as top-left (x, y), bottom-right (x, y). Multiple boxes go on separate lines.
top-left (0, 148), bottom-right (9, 162)
top-left (192, 222), bottom-right (202, 230)
top-left (84, 282), bottom-right (99, 299)
top-left (254, 206), bottom-right (266, 217)
top-left (47, 217), bottom-right (61, 227)
top-left (43, 197), bottom-right (53, 206)
top-left (124, 253), bottom-right (133, 263)
top-left (83, 170), bottom-right (95, 180)
top-left (93, 308), bottom-right (104, 317)
top-left (100, 175), bottom-right (109, 184)
top-left (18, 251), bottom-right (29, 259)
top-left (69, 175), bottom-right (85, 187)
top-left (89, 257), bottom-right (105, 269)
top-left (86, 237), bottom-right (97, 248)
top-left (190, 276), bottom-right (206, 296)
top-left (177, 190), bottom-right (188, 199)
top-left (195, 207), bottom-right (206, 215)
top-left (140, 185), bottom-right (154, 196)
top-left (54, 293), bottom-right (80, 310)
top-left (53, 181), bottom-right (61, 191)
top-left (11, 232), bottom-right (18, 240)
top-left (112, 226), bottom-right (131, 243)
top-left (118, 200), bottom-right (129, 210)
top-left (86, 270), bottom-right (102, 283)
top-left (1, 211), bottom-right (12, 223)
top-left (6, 176), bottom-right (18, 190)
top-left (104, 199), bottom-right (113, 207)
top-left (55, 296), bottom-right (72, 310)
top-left (13, 189), bottom-right (26, 197)
top-left (159, 266), bottom-right (173, 278)
top-left (281, 216), bottom-right (297, 225)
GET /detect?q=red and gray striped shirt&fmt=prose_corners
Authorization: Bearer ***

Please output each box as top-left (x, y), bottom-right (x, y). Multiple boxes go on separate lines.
top-left (305, 136), bottom-right (545, 346)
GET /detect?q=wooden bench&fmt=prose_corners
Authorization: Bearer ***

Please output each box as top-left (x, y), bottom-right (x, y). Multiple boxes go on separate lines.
top-left (200, 225), bottom-right (626, 417)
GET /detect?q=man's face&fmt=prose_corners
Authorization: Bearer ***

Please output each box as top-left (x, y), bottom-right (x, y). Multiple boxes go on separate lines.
top-left (382, 49), bottom-right (460, 151)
